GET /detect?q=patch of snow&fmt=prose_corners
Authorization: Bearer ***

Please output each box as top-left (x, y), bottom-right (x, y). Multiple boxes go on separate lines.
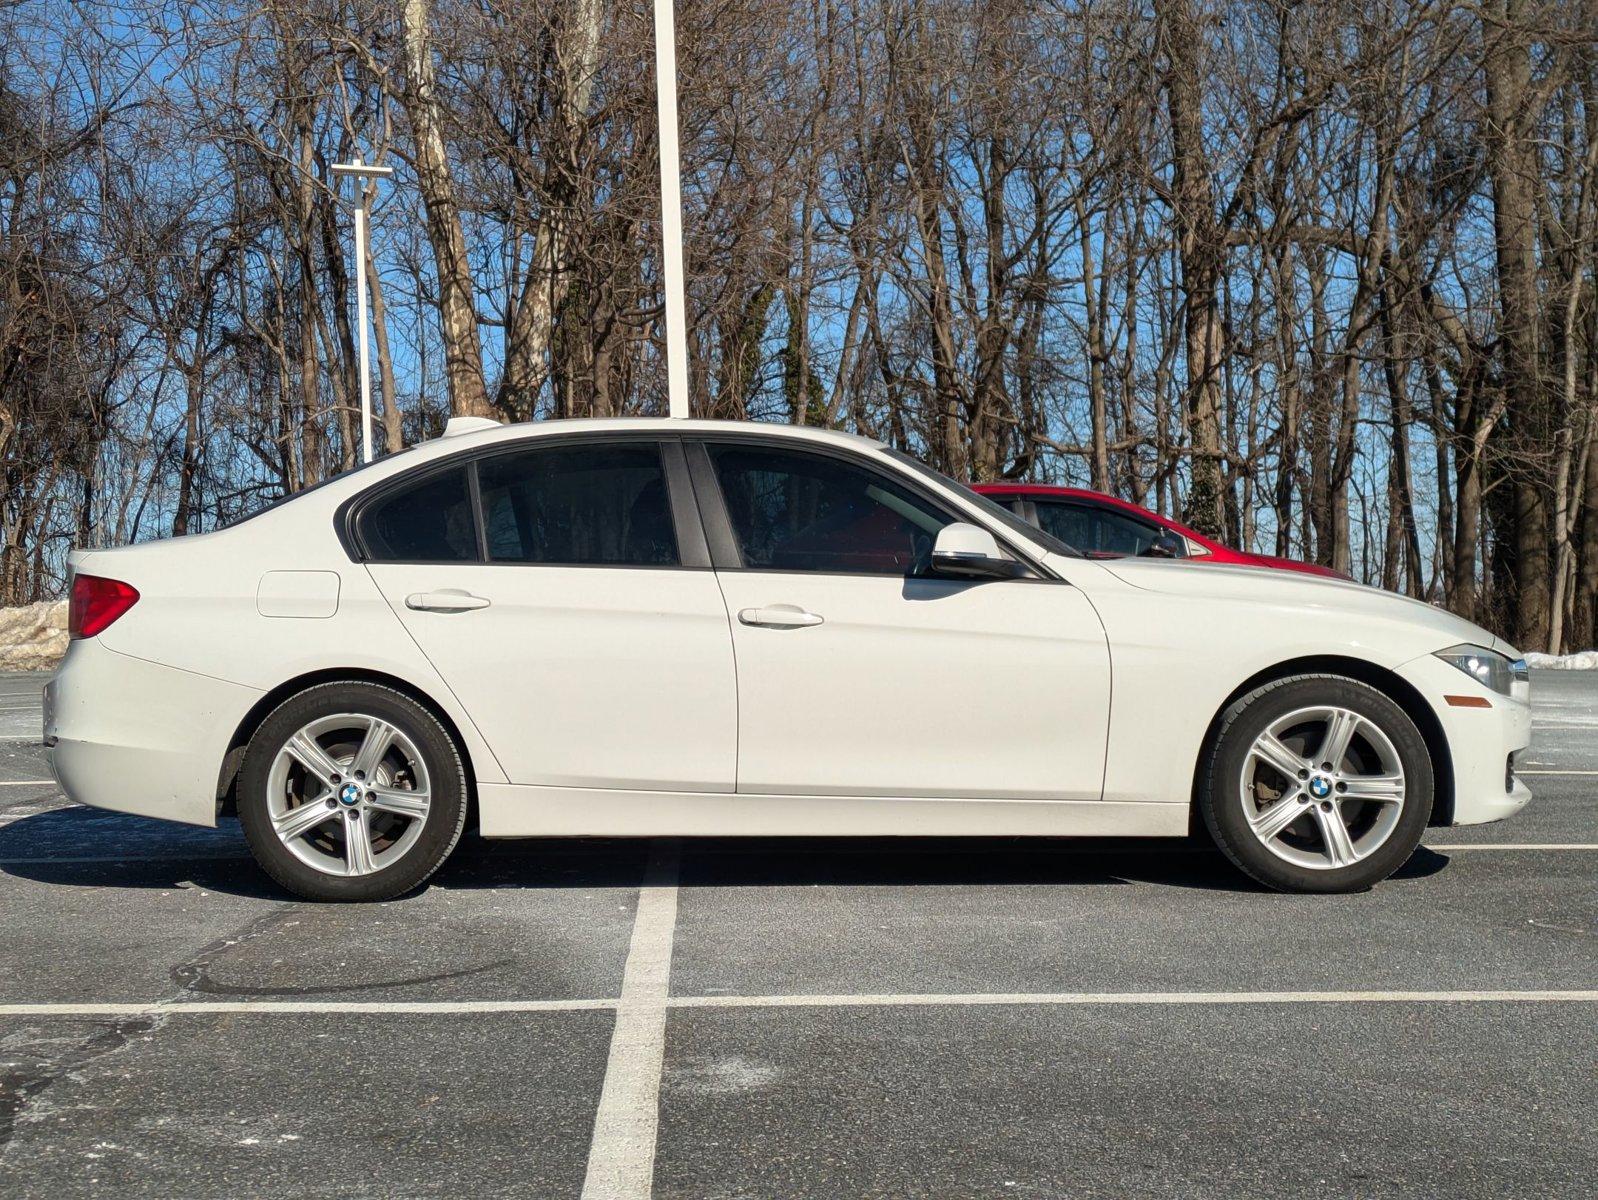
top-left (1523, 650), bottom-right (1598, 670)
top-left (0, 600), bottom-right (68, 671)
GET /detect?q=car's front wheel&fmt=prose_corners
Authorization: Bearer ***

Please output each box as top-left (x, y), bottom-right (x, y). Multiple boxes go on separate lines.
top-left (1199, 674), bottom-right (1433, 893)
top-left (238, 682), bottom-right (468, 901)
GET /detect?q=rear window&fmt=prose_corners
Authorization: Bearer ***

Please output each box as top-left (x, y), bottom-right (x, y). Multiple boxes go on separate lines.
top-left (358, 468), bottom-right (478, 562)
top-left (476, 443), bottom-right (678, 566)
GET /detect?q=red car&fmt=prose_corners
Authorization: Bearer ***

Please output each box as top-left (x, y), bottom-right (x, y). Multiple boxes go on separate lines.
top-left (971, 484), bottom-right (1345, 579)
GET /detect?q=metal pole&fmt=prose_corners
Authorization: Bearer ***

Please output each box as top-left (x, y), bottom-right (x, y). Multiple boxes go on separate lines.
top-left (353, 183), bottom-right (374, 463)
top-left (331, 156), bottom-right (392, 460)
top-left (654, 0), bottom-right (690, 419)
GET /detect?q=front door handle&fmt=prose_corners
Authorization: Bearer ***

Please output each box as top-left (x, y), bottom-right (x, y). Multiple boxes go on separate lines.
top-left (738, 604), bottom-right (823, 629)
top-left (405, 589), bottom-right (491, 613)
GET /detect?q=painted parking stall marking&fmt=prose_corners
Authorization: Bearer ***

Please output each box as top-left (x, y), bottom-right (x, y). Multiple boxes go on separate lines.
top-left (581, 839), bottom-right (682, 1200)
top-left (3, 988), bottom-right (1595, 1022)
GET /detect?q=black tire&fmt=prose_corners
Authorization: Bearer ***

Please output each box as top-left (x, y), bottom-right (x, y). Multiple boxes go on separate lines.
top-left (1198, 674), bottom-right (1433, 893)
top-left (238, 681), bottom-right (468, 901)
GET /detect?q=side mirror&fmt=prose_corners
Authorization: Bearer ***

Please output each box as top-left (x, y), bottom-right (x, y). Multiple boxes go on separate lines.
top-left (930, 523), bottom-right (1028, 580)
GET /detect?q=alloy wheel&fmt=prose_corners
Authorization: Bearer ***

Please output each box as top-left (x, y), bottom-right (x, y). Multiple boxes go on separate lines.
top-left (265, 712), bottom-right (432, 878)
top-left (1238, 705), bottom-right (1407, 871)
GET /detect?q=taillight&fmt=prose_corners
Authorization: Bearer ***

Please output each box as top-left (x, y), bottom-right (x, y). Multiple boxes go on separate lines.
top-left (69, 574), bottom-right (140, 639)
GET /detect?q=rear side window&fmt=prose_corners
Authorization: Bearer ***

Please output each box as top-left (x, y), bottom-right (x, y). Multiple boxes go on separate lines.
top-left (360, 467), bottom-right (477, 562)
top-left (476, 442), bottom-right (678, 566)
top-left (1034, 500), bottom-right (1179, 557)
top-left (708, 442), bottom-right (952, 574)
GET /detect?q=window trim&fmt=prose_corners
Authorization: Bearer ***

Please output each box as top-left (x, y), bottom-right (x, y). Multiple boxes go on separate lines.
top-left (686, 434), bottom-right (1053, 580)
top-left (335, 432), bottom-right (712, 570)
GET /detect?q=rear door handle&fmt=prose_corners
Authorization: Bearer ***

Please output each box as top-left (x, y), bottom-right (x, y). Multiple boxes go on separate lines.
top-left (405, 589), bottom-right (491, 613)
top-left (738, 604), bottom-right (823, 629)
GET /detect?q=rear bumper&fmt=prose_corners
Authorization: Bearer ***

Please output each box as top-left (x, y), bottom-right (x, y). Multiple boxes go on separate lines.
top-left (45, 638), bottom-right (262, 828)
top-left (1393, 654), bottom-right (1533, 827)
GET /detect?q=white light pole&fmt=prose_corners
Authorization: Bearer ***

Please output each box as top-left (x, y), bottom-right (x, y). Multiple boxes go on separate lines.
top-left (654, 0), bottom-right (690, 419)
top-left (330, 157), bottom-right (395, 462)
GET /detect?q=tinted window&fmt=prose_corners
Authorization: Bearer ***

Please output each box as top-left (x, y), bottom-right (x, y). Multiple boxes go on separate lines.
top-left (1035, 500), bottom-right (1181, 557)
top-left (709, 443), bottom-right (952, 574)
top-left (477, 442), bottom-right (677, 566)
top-left (360, 468), bottom-right (477, 562)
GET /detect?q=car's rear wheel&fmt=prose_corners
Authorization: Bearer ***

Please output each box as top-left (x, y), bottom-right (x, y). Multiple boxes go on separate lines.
top-left (238, 682), bottom-right (468, 901)
top-left (1199, 674), bottom-right (1433, 893)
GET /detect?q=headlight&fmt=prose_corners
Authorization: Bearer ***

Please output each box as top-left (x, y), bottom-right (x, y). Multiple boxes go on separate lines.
top-left (1434, 644), bottom-right (1517, 696)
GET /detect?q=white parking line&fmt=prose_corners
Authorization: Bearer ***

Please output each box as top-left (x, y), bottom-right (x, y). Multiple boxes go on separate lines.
top-left (0, 853), bottom-right (247, 864)
top-left (580, 839), bottom-right (681, 1200)
top-left (3, 989), bottom-right (1594, 1021)
top-left (1428, 843), bottom-right (1598, 851)
top-left (669, 989), bottom-right (1598, 1008)
top-left (0, 999), bottom-right (615, 1016)
top-left (0, 779), bottom-right (54, 786)
top-left (1517, 769), bottom-right (1598, 775)
top-left (0, 806), bottom-right (71, 826)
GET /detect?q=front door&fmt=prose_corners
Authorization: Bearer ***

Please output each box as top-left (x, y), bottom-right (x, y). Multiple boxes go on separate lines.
top-left (360, 438), bottom-right (737, 792)
top-left (695, 439), bottom-right (1110, 800)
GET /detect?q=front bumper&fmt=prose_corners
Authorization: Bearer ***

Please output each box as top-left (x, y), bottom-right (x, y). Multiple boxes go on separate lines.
top-left (46, 638), bottom-right (262, 828)
top-left (1393, 653), bottom-right (1532, 827)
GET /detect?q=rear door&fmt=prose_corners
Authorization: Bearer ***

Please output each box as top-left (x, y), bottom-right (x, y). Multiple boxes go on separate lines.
top-left (357, 436), bottom-right (737, 792)
top-left (691, 437), bottom-right (1111, 800)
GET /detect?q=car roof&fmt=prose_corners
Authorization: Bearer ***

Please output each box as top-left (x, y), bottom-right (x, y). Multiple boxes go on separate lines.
top-left (273, 417), bottom-right (892, 516)
top-left (427, 416), bottom-right (884, 454)
top-left (970, 483), bottom-right (1115, 502)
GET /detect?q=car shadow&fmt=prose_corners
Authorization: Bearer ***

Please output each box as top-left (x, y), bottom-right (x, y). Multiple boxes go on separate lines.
top-left (0, 805), bottom-right (1451, 901)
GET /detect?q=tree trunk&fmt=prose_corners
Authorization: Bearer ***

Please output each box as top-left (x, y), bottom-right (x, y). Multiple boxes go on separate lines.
top-left (400, 0), bottom-right (492, 420)
top-left (172, 369), bottom-right (203, 537)
top-left (498, 0), bottom-right (604, 416)
top-left (1483, 0), bottom-right (1552, 647)
top-left (1078, 194), bottom-right (1109, 491)
top-left (364, 210), bottom-right (403, 454)
top-left (293, 127), bottom-right (326, 485)
top-left (1156, 0), bottom-right (1224, 536)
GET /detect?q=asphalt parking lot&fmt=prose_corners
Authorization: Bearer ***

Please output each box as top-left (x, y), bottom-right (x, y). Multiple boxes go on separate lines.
top-left (0, 671), bottom-right (1594, 1199)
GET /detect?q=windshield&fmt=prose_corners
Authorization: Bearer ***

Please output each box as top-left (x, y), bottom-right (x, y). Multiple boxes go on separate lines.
top-left (883, 449), bottom-right (1080, 558)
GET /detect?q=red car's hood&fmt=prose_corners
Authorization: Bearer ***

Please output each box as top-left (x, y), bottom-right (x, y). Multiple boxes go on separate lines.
top-left (1229, 551), bottom-right (1347, 579)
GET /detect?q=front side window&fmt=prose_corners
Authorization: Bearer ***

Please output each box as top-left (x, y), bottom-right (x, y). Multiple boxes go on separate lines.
top-left (708, 443), bottom-right (952, 575)
top-left (359, 467), bottom-right (477, 562)
top-left (1035, 500), bottom-right (1180, 558)
top-left (477, 442), bottom-right (678, 566)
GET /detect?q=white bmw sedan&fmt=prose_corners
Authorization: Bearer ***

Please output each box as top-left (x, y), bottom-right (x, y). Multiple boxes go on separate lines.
top-left (46, 419), bottom-right (1531, 900)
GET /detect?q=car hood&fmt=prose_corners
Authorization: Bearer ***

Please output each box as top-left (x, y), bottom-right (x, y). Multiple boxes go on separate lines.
top-left (1085, 556), bottom-right (1517, 659)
